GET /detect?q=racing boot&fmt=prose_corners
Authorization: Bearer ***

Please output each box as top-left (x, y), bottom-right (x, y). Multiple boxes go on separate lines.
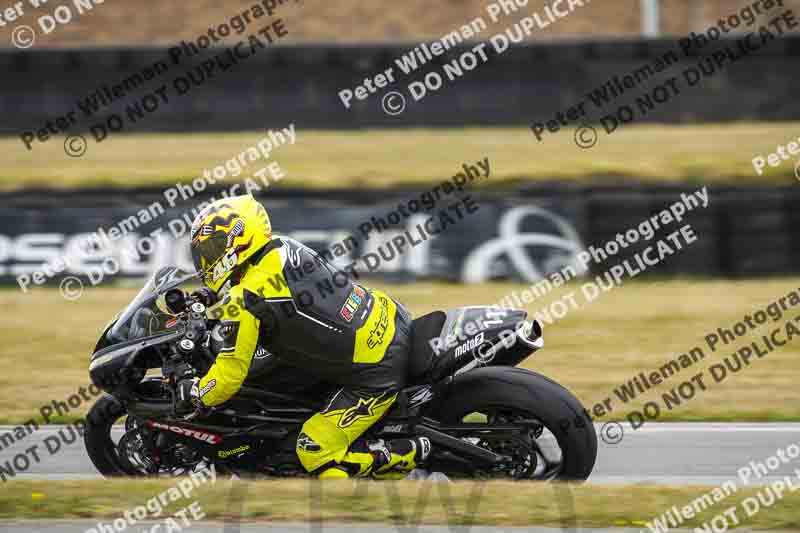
top-left (314, 437), bottom-right (431, 479)
top-left (370, 437), bottom-right (432, 480)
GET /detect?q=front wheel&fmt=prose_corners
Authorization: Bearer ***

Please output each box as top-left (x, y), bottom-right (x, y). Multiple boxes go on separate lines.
top-left (84, 393), bottom-right (210, 477)
top-left (430, 367), bottom-right (597, 481)
top-left (83, 394), bottom-right (134, 476)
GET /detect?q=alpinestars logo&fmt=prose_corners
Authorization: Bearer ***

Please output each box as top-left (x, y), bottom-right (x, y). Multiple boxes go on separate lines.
top-left (297, 432), bottom-right (321, 452)
top-left (148, 421), bottom-right (223, 444)
top-left (367, 296), bottom-right (390, 349)
top-left (337, 395), bottom-right (394, 428)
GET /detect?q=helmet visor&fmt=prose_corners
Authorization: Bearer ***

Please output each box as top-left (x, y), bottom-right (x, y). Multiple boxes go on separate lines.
top-left (191, 231), bottom-right (228, 275)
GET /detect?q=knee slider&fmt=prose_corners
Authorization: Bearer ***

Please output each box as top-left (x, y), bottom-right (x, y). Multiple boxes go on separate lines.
top-left (318, 466), bottom-right (350, 479)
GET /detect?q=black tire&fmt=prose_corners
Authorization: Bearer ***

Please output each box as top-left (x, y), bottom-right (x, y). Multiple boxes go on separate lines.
top-left (432, 367), bottom-right (598, 481)
top-left (83, 394), bottom-right (134, 477)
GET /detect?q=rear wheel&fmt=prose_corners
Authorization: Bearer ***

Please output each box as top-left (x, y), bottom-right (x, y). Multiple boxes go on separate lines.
top-left (431, 368), bottom-right (597, 481)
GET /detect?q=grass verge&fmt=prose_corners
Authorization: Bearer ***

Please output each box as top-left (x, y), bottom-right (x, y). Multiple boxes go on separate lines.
top-left (1, 123), bottom-right (798, 190)
top-left (1, 479), bottom-right (799, 529)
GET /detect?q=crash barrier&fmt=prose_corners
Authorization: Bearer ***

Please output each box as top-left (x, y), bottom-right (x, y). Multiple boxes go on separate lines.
top-left (1, 183), bottom-right (797, 288)
top-left (3, 35), bottom-right (800, 137)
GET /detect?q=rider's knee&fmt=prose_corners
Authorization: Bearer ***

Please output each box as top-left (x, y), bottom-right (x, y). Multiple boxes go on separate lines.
top-left (296, 413), bottom-right (349, 472)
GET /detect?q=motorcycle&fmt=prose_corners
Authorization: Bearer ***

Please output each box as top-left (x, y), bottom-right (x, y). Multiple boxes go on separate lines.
top-left (85, 266), bottom-right (597, 481)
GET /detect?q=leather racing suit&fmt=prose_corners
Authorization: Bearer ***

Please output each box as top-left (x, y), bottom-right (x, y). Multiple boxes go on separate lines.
top-left (195, 235), bottom-right (419, 478)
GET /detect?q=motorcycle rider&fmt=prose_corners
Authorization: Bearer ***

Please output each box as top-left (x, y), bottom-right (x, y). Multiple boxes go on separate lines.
top-left (175, 194), bottom-right (431, 479)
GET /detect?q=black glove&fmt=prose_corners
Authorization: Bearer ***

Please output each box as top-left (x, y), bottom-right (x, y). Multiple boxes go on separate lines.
top-left (175, 377), bottom-right (201, 415)
top-left (191, 287), bottom-right (218, 308)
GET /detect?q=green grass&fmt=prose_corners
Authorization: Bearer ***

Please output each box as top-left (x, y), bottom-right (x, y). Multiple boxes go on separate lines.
top-left (1, 278), bottom-right (799, 425)
top-left (2, 123), bottom-right (799, 190)
top-left (2, 479), bottom-right (799, 529)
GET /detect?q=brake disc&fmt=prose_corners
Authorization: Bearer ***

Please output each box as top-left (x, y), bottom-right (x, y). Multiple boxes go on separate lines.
top-left (117, 428), bottom-right (158, 474)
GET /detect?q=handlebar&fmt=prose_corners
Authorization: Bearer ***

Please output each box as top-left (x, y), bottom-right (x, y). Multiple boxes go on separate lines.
top-left (161, 292), bottom-right (213, 379)
top-left (158, 290), bottom-right (223, 418)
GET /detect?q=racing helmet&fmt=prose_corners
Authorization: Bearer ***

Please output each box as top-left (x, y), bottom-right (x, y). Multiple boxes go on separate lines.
top-left (190, 194), bottom-right (271, 293)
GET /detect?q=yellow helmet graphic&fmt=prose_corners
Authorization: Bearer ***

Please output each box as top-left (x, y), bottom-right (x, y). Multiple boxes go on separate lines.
top-left (190, 194), bottom-right (271, 293)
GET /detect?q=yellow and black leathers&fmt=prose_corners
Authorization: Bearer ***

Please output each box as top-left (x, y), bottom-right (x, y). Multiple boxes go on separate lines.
top-left (197, 235), bottom-right (416, 477)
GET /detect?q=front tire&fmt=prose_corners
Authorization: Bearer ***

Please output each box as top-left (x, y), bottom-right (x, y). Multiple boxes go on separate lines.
top-left (84, 394), bottom-right (132, 476)
top-left (432, 367), bottom-right (597, 481)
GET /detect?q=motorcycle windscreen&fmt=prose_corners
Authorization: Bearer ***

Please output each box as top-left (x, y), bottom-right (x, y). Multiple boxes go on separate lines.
top-left (106, 267), bottom-right (197, 343)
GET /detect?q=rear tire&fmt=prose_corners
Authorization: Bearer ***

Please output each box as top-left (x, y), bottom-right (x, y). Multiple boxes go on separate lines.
top-left (432, 367), bottom-right (597, 481)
